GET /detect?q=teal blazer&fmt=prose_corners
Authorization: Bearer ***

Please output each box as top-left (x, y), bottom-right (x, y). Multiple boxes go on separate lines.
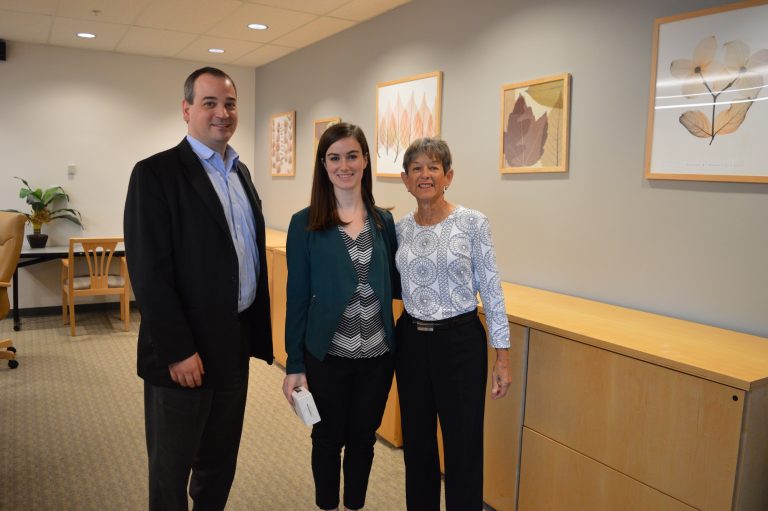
top-left (284, 206), bottom-right (398, 374)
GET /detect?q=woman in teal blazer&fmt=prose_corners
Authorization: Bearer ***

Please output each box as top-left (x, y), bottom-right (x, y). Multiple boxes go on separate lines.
top-left (282, 123), bottom-right (398, 511)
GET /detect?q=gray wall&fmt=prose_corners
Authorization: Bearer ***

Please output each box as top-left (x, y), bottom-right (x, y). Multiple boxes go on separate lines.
top-left (251, 0), bottom-right (768, 337)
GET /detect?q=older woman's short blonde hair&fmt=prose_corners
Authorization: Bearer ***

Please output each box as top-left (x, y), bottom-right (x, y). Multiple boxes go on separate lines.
top-left (402, 137), bottom-right (452, 173)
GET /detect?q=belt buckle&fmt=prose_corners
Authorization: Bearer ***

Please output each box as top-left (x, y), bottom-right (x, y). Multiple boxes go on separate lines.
top-left (415, 321), bottom-right (434, 332)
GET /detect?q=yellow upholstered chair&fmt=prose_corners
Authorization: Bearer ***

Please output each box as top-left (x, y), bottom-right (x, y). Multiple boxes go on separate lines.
top-left (60, 237), bottom-right (131, 336)
top-left (0, 212), bottom-right (25, 369)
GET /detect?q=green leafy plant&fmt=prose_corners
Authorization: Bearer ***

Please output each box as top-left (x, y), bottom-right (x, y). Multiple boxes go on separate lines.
top-left (4, 177), bottom-right (83, 233)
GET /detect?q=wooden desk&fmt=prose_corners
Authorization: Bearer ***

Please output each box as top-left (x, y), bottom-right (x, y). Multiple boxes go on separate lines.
top-left (12, 243), bottom-right (125, 331)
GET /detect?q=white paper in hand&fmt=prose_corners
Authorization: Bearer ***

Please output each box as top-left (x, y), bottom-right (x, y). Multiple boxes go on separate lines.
top-left (291, 386), bottom-right (321, 425)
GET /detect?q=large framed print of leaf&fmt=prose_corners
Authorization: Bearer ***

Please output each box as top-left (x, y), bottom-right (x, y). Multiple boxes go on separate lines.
top-left (270, 111), bottom-right (295, 177)
top-left (645, 0), bottom-right (768, 183)
top-left (500, 73), bottom-right (571, 174)
top-left (375, 71), bottom-right (442, 177)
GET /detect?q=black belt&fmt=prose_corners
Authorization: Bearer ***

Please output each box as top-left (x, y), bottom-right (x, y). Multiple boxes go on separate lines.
top-left (404, 309), bottom-right (478, 332)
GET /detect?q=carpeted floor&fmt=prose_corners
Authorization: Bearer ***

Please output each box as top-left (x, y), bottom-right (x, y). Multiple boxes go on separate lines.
top-left (0, 311), bottom-right (447, 510)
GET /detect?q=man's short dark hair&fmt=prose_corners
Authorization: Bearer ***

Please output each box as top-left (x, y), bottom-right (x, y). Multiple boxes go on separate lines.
top-left (183, 67), bottom-right (236, 103)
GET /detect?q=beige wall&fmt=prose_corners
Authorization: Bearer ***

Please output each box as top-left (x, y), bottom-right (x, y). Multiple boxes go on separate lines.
top-left (0, 43), bottom-right (255, 307)
top-left (250, 0), bottom-right (768, 337)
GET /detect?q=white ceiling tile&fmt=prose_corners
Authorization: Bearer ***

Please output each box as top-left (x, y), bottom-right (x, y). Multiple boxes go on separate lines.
top-left (271, 16), bottom-right (354, 48)
top-left (231, 43), bottom-right (295, 67)
top-left (49, 17), bottom-right (129, 51)
top-left (207, 3), bottom-right (317, 43)
top-left (116, 26), bottom-right (198, 58)
top-left (135, 0), bottom-right (242, 34)
top-left (0, 11), bottom-right (52, 43)
top-left (0, 0), bottom-right (58, 15)
top-left (55, 0), bottom-right (154, 24)
top-left (242, 0), bottom-right (349, 16)
top-left (329, 0), bottom-right (411, 22)
top-left (175, 35), bottom-right (263, 64)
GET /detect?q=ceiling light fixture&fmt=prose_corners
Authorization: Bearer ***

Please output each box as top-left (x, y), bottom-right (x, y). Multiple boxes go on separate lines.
top-left (77, 32), bottom-right (96, 39)
top-left (247, 23), bottom-right (268, 30)
top-left (208, 48), bottom-right (225, 54)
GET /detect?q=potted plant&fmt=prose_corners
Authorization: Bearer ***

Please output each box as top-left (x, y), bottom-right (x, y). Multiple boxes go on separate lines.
top-left (4, 177), bottom-right (83, 248)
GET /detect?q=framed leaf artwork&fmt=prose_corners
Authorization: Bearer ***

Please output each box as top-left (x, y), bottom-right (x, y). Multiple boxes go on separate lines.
top-left (645, 0), bottom-right (768, 183)
top-left (313, 117), bottom-right (341, 158)
top-left (375, 71), bottom-right (442, 177)
top-left (500, 73), bottom-right (571, 174)
top-left (270, 111), bottom-right (296, 177)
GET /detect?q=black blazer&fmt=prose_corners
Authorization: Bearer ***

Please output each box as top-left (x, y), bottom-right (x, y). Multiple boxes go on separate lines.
top-left (124, 138), bottom-right (273, 388)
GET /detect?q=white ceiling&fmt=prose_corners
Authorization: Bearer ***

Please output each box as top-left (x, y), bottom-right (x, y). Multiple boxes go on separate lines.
top-left (0, 0), bottom-right (412, 67)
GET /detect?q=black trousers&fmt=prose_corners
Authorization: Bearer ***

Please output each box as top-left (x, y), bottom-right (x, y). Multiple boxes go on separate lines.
top-left (305, 351), bottom-right (395, 510)
top-left (395, 312), bottom-right (488, 511)
top-left (144, 317), bottom-right (251, 511)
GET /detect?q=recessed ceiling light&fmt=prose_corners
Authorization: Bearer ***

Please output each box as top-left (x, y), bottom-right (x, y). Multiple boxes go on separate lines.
top-left (247, 23), bottom-right (268, 30)
top-left (208, 48), bottom-right (225, 54)
top-left (77, 32), bottom-right (96, 39)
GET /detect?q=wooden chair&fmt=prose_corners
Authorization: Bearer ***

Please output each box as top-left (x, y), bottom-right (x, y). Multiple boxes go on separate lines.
top-left (60, 237), bottom-right (131, 336)
top-left (0, 212), bottom-right (25, 369)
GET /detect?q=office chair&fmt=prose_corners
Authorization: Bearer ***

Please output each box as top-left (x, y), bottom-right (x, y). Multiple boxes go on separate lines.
top-left (0, 212), bottom-right (25, 369)
top-left (61, 237), bottom-right (131, 336)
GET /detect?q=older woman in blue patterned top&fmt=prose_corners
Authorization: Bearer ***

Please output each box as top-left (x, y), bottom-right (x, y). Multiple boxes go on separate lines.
top-left (395, 137), bottom-right (511, 511)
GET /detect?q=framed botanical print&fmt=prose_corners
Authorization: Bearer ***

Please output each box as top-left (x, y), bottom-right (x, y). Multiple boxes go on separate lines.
top-left (313, 117), bottom-right (341, 157)
top-left (375, 71), bottom-right (442, 177)
top-left (270, 111), bottom-right (296, 177)
top-left (500, 73), bottom-right (571, 174)
top-left (645, 0), bottom-right (768, 183)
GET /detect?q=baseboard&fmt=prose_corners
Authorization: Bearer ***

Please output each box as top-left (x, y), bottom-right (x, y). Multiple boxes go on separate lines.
top-left (16, 301), bottom-right (138, 318)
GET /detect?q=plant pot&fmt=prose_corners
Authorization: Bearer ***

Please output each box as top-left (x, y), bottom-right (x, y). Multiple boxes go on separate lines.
top-left (27, 233), bottom-right (49, 249)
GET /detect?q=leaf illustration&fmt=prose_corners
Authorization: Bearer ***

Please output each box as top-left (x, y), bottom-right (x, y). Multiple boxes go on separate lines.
top-left (387, 110), bottom-right (398, 156)
top-left (527, 82), bottom-right (564, 108)
top-left (540, 103), bottom-right (562, 167)
top-left (679, 110), bottom-right (712, 138)
top-left (714, 100), bottom-right (752, 135)
top-left (398, 108), bottom-right (411, 155)
top-left (413, 111), bottom-right (424, 139)
top-left (504, 95), bottom-right (548, 167)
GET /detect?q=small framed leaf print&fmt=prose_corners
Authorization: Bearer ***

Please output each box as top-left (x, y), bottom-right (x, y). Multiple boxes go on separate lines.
top-left (645, 0), bottom-right (768, 183)
top-left (313, 117), bottom-right (341, 158)
top-left (499, 73), bottom-right (571, 174)
top-left (270, 111), bottom-right (295, 177)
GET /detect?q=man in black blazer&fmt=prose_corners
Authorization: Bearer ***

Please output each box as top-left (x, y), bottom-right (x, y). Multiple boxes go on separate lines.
top-left (124, 67), bottom-right (272, 511)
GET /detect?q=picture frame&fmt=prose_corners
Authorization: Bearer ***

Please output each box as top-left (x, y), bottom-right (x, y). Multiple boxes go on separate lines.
top-left (313, 117), bottom-right (341, 158)
top-left (375, 71), bottom-right (442, 177)
top-left (270, 111), bottom-right (296, 177)
top-left (499, 73), bottom-right (571, 174)
top-left (645, 0), bottom-right (768, 183)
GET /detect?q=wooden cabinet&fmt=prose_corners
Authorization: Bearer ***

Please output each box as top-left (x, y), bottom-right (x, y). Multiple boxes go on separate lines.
top-left (524, 329), bottom-right (746, 510)
top-left (270, 247), bottom-right (288, 367)
top-left (518, 428), bottom-right (697, 511)
top-left (482, 320), bottom-right (528, 511)
top-left (498, 283), bottom-right (768, 511)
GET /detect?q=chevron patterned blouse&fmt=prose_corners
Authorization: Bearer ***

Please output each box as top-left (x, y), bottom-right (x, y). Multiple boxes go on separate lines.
top-left (328, 217), bottom-right (389, 358)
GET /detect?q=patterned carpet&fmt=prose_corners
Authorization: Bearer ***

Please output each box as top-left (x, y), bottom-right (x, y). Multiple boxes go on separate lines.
top-left (0, 311), bottom-right (442, 511)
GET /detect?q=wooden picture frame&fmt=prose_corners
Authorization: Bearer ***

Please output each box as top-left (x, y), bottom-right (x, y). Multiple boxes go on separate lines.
top-left (313, 117), bottom-right (341, 158)
top-left (375, 71), bottom-right (442, 177)
top-left (499, 73), bottom-right (571, 174)
top-left (270, 111), bottom-right (295, 177)
top-left (645, 0), bottom-right (768, 183)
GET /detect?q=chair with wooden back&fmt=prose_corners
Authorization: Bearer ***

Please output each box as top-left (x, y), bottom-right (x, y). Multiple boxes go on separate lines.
top-left (60, 237), bottom-right (130, 336)
top-left (0, 212), bottom-right (25, 369)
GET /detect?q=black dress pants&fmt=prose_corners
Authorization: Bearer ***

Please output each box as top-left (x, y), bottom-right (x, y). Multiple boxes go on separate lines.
top-left (395, 312), bottom-right (488, 511)
top-left (305, 351), bottom-right (395, 510)
top-left (144, 317), bottom-right (251, 511)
